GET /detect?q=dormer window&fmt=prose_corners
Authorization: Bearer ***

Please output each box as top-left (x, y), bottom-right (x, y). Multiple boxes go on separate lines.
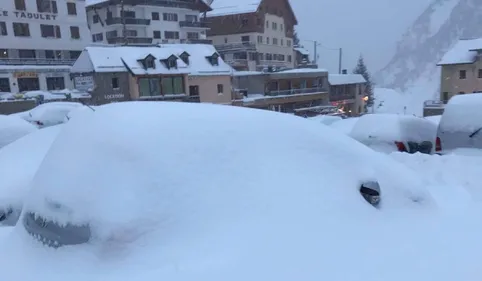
top-left (162, 54), bottom-right (178, 69)
top-left (137, 54), bottom-right (156, 70)
top-left (179, 51), bottom-right (190, 65)
top-left (206, 52), bottom-right (219, 66)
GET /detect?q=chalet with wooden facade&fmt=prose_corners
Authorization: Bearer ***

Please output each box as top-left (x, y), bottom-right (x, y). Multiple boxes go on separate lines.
top-left (204, 0), bottom-right (298, 71)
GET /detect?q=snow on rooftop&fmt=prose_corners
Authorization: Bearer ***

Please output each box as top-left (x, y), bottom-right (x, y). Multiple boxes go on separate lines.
top-left (85, 0), bottom-right (107, 7)
top-left (437, 38), bottom-right (482, 65)
top-left (294, 47), bottom-right (309, 55)
top-left (276, 68), bottom-right (328, 74)
top-left (233, 70), bottom-right (264, 76)
top-left (205, 1), bottom-right (260, 17)
top-left (329, 74), bottom-right (366, 85)
top-left (73, 45), bottom-right (232, 76)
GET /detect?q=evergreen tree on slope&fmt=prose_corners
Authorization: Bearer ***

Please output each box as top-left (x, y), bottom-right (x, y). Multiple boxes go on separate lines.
top-left (353, 55), bottom-right (375, 110)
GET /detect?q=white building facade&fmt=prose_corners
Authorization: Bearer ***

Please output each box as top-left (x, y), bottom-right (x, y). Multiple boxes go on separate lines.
top-left (0, 0), bottom-right (91, 93)
top-left (85, 0), bottom-right (211, 45)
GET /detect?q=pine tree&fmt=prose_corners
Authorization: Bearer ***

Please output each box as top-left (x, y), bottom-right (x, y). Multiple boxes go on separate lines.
top-left (353, 55), bottom-right (375, 110)
top-left (293, 31), bottom-right (300, 46)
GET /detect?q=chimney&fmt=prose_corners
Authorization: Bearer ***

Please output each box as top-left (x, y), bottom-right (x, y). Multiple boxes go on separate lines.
top-left (342, 69), bottom-right (347, 74)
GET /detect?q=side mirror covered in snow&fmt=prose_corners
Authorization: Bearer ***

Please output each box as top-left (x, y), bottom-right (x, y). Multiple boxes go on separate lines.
top-left (360, 181), bottom-right (380, 207)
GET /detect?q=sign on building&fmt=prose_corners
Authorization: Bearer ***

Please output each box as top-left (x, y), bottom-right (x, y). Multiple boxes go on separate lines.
top-left (74, 76), bottom-right (94, 92)
top-left (14, 72), bottom-right (37, 78)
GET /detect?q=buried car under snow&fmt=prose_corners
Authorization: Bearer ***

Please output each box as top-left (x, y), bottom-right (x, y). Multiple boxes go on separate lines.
top-left (0, 125), bottom-right (61, 226)
top-left (1, 102), bottom-right (479, 281)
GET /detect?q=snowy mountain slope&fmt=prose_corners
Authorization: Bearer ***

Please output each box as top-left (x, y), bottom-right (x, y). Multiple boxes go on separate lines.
top-left (375, 0), bottom-right (482, 96)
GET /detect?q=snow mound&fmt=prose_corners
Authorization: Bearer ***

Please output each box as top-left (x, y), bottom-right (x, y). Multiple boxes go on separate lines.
top-left (0, 125), bottom-right (61, 221)
top-left (330, 117), bottom-right (359, 135)
top-left (0, 102), bottom-right (471, 281)
top-left (308, 115), bottom-right (342, 125)
top-left (438, 93), bottom-right (482, 132)
top-left (0, 115), bottom-right (37, 149)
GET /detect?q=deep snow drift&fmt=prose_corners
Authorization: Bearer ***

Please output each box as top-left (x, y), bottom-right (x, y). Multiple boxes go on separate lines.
top-left (0, 125), bottom-right (61, 225)
top-left (1, 102), bottom-right (481, 281)
top-left (0, 115), bottom-right (37, 148)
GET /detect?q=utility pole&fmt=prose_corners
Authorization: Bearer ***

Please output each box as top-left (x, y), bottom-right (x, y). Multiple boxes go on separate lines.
top-left (313, 40), bottom-right (317, 65)
top-left (338, 48), bottom-right (342, 73)
top-left (121, 0), bottom-right (127, 45)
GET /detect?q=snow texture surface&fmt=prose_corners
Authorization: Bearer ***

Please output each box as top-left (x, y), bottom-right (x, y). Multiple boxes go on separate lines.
top-left (328, 74), bottom-right (366, 85)
top-left (437, 38), bottom-right (482, 65)
top-left (0, 102), bottom-right (448, 281)
top-left (438, 92), bottom-right (482, 131)
top-left (0, 125), bottom-right (61, 215)
top-left (0, 115), bottom-right (37, 149)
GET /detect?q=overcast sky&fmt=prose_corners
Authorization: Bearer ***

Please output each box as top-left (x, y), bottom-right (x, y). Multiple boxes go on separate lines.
top-left (212, 0), bottom-right (433, 73)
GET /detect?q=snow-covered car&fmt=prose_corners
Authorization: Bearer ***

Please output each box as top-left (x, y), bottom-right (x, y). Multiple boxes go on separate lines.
top-left (63, 105), bottom-right (97, 123)
top-left (329, 117), bottom-right (360, 135)
top-left (435, 93), bottom-right (482, 154)
top-left (350, 113), bottom-right (437, 154)
top-left (21, 102), bottom-right (82, 128)
top-left (308, 114), bottom-right (343, 125)
top-left (0, 125), bottom-right (61, 226)
top-left (0, 115), bottom-right (37, 149)
top-left (0, 102), bottom-right (469, 281)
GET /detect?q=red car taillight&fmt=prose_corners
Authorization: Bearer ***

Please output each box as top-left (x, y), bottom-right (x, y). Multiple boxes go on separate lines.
top-left (394, 141), bottom-right (407, 152)
top-left (435, 137), bottom-right (442, 152)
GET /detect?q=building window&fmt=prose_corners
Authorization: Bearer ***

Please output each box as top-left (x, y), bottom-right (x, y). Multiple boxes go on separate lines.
top-left (124, 30), bottom-right (137, 37)
top-left (138, 78), bottom-right (160, 97)
top-left (163, 13), bottom-right (178, 21)
top-left (478, 69), bottom-right (482, 79)
top-left (242, 18), bottom-right (248, 26)
top-left (19, 49), bottom-right (36, 58)
top-left (152, 12), bottom-right (159, 20)
top-left (272, 38), bottom-right (278, 45)
top-left (280, 24), bottom-right (283, 31)
top-left (459, 70), bottom-right (466, 79)
top-left (185, 15), bottom-right (197, 22)
top-left (287, 40), bottom-right (291, 47)
top-left (111, 77), bottom-right (119, 89)
top-left (281, 39), bottom-right (283, 46)
top-left (442, 92), bottom-right (449, 102)
top-left (18, 78), bottom-right (40, 92)
top-left (37, 0), bottom-right (58, 13)
top-left (0, 49), bottom-right (7, 58)
top-left (69, 50), bottom-right (81, 59)
top-left (0, 78), bottom-right (10, 92)
top-left (13, 22), bottom-right (30, 37)
top-left (187, 32), bottom-right (198, 39)
top-left (40, 24), bottom-right (61, 38)
top-left (92, 33), bottom-right (103, 42)
top-left (189, 85), bottom-right (199, 96)
top-left (266, 37), bottom-right (270, 44)
top-left (46, 77), bottom-right (65, 90)
top-left (161, 76), bottom-right (184, 95)
top-left (266, 20), bottom-right (268, 28)
top-left (153, 30), bottom-right (161, 39)
top-left (272, 22), bottom-right (277, 30)
top-left (0, 22), bottom-right (6, 36)
top-left (66, 2), bottom-right (76, 15)
top-left (93, 15), bottom-right (99, 23)
top-left (106, 30), bottom-right (117, 39)
top-left (288, 55), bottom-right (292, 62)
top-left (70, 26), bottom-right (80, 39)
top-left (217, 84), bottom-right (223, 93)
top-left (257, 35), bottom-right (263, 43)
top-left (15, 0), bottom-right (26, 10)
top-left (224, 37), bottom-right (227, 43)
top-left (45, 50), bottom-right (56, 59)
top-left (121, 10), bottom-right (135, 18)
top-left (164, 31), bottom-right (179, 39)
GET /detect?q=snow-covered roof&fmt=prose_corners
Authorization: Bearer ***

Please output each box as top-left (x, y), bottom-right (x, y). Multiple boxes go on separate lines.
top-left (437, 38), bottom-right (482, 65)
top-left (205, 1), bottom-right (260, 17)
top-left (329, 74), bottom-right (366, 85)
top-left (294, 47), bottom-right (309, 55)
top-left (233, 71), bottom-right (264, 76)
top-left (85, 0), bottom-right (108, 7)
top-left (72, 45), bottom-right (232, 76)
top-left (276, 68), bottom-right (328, 74)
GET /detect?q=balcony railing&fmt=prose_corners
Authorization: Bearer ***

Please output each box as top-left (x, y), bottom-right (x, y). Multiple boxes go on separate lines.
top-left (106, 17), bottom-right (151, 25)
top-left (107, 37), bottom-right (153, 44)
top-left (423, 100), bottom-right (446, 108)
top-left (215, 42), bottom-right (256, 52)
top-left (226, 59), bottom-right (248, 66)
top-left (179, 21), bottom-right (208, 28)
top-left (330, 93), bottom-right (356, 102)
top-left (266, 87), bottom-right (327, 96)
top-left (180, 39), bottom-right (213, 44)
top-left (0, 58), bottom-right (76, 65)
